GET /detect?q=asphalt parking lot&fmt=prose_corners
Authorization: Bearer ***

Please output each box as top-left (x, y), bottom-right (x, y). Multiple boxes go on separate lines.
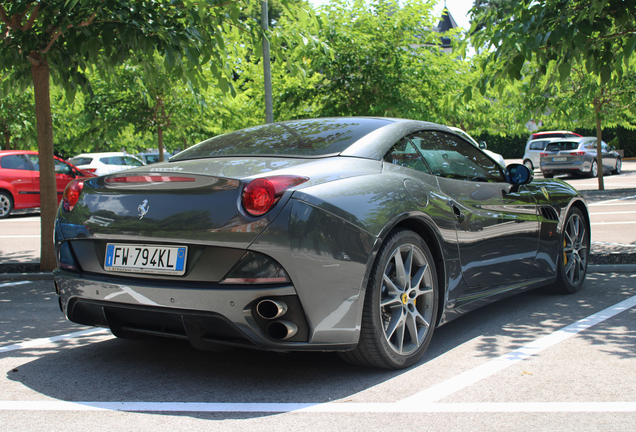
top-left (1, 272), bottom-right (635, 431)
top-left (1, 161), bottom-right (636, 431)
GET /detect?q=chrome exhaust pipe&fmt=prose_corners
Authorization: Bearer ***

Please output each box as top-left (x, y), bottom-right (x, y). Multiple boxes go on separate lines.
top-left (256, 299), bottom-right (288, 320)
top-left (266, 320), bottom-right (298, 341)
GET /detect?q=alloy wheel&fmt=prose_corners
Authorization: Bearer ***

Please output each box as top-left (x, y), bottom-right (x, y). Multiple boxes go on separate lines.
top-left (0, 194), bottom-right (11, 218)
top-left (380, 243), bottom-right (435, 356)
top-left (563, 212), bottom-right (588, 287)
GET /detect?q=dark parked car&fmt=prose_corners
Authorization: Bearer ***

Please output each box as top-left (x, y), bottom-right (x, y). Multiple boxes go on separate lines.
top-left (540, 137), bottom-right (621, 178)
top-left (0, 150), bottom-right (96, 218)
top-left (53, 118), bottom-right (590, 369)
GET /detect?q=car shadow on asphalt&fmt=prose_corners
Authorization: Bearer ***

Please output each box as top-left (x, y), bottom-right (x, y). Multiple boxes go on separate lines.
top-left (5, 273), bottom-right (635, 420)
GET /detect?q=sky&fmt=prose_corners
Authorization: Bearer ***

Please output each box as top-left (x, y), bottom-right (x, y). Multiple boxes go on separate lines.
top-left (308, 0), bottom-right (477, 31)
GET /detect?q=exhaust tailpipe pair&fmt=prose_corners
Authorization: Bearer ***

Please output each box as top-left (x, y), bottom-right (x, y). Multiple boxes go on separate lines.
top-left (256, 299), bottom-right (298, 340)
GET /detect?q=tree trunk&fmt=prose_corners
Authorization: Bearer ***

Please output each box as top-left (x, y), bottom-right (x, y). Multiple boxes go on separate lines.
top-left (157, 124), bottom-right (164, 162)
top-left (594, 101), bottom-right (605, 191)
top-left (3, 129), bottom-right (10, 150)
top-left (182, 136), bottom-right (187, 150)
top-left (157, 96), bottom-right (165, 162)
top-left (30, 51), bottom-right (58, 271)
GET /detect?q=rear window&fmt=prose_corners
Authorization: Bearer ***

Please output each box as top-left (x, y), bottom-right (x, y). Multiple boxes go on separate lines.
top-left (172, 118), bottom-right (392, 160)
top-left (70, 157), bottom-right (93, 166)
top-left (545, 142), bottom-right (579, 151)
top-left (529, 140), bottom-right (548, 150)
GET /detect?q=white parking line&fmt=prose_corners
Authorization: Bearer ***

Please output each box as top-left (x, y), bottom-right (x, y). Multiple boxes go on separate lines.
top-left (592, 241), bottom-right (636, 248)
top-left (589, 210), bottom-right (636, 215)
top-left (402, 294), bottom-right (636, 404)
top-left (590, 221), bottom-right (636, 225)
top-left (0, 218), bottom-right (41, 222)
top-left (588, 195), bottom-right (636, 206)
top-left (0, 401), bottom-right (635, 413)
top-left (1, 295), bottom-right (634, 413)
top-left (0, 235), bottom-right (40, 238)
top-left (0, 281), bottom-right (32, 288)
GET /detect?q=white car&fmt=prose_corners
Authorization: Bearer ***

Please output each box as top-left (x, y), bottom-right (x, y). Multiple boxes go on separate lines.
top-left (68, 152), bottom-right (145, 176)
top-left (447, 127), bottom-right (506, 167)
top-left (523, 138), bottom-right (559, 171)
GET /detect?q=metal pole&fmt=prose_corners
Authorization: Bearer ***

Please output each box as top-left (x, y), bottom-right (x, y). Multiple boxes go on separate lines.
top-left (262, 1), bottom-right (274, 124)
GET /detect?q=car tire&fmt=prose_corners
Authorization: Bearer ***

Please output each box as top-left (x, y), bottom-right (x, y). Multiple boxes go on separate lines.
top-left (549, 207), bottom-right (589, 294)
top-left (523, 159), bottom-right (533, 171)
top-left (613, 158), bottom-right (622, 175)
top-left (542, 172), bottom-right (554, 179)
top-left (0, 191), bottom-right (13, 218)
top-left (588, 160), bottom-right (598, 178)
top-left (340, 229), bottom-right (438, 369)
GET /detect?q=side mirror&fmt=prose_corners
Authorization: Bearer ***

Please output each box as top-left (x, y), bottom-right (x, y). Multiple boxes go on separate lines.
top-left (504, 163), bottom-right (533, 186)
top-left (479, 141), bottom-right (487, 149)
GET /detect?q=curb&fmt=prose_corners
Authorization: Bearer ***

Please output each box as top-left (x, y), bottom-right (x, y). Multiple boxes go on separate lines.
top-left (0, 272), bottom-right (54, 281)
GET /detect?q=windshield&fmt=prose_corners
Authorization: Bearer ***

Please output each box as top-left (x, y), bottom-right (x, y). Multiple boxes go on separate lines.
top-left (172, 118), bottom-right (392, 160)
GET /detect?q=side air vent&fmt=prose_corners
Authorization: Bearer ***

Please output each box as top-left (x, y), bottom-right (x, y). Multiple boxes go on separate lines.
top-left (539, 206), bottom-right (560, 221)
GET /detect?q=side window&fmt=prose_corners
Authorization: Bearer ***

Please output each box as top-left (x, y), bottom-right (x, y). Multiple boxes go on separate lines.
top-left (124, 156), bottom-right (144, 167)
top-left (0, 154), bottom-right (31, 170)
top-left (101, 156), bottom-right (124, 165)
top-left (54, 159), bottom-right (73, 174)
top-left (410, 131), bottom-right (505, 182)
top-left (27, 154), bottom-right (40, 170)
top-left (383, 138), bottom-right (431, 174)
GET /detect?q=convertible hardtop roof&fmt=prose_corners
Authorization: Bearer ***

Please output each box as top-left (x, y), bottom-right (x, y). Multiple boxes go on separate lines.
top-left (171, 117), bottom-right (449, 161)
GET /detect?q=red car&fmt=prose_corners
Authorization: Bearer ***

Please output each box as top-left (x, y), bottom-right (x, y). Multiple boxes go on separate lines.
top-left (0, 150), bottom-right (96, 218)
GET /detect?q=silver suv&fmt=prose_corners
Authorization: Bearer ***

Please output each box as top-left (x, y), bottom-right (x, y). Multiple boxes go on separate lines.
top-left (523, 138), bottom-right (558, 171)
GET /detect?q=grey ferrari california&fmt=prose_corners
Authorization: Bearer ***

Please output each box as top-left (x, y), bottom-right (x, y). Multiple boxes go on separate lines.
top-left (54, 117), bottom-right (590, 369)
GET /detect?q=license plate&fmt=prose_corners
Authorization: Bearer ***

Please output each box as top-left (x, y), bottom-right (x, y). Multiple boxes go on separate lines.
top-left (552, 157), bottom-right (567, 162)
top-left (105, 244), bottom-right (187, 275)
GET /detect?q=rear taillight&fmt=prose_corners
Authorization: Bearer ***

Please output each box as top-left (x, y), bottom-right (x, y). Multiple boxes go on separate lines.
top-left (570, 151), bottom-right (585, 156)
top-left (83, 168), bottom-right (97, 173)
top-left (62, 179), bottom-right (85, 212)
top-left (540, 153), bottom-right (549, 157)
top-left (242, 175), bottom-right (309, 216)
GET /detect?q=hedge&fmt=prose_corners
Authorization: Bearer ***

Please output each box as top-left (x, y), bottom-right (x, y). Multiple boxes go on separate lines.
top-left (474, 126), bottom-right (636, 160)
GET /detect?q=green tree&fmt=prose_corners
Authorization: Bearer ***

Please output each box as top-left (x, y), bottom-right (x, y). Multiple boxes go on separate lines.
top-left (469, 0), bottom-right (636, 189)
top-left (296, 0), bottom-right (442, 117)
top-left (0, 0), bottom-right (318, 269)
top-left (0, 90), bottom-right (35, 149)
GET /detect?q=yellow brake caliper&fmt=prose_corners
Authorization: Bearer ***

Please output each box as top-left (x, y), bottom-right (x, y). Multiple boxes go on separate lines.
top-left (563, 239), bottom-right (567, 266)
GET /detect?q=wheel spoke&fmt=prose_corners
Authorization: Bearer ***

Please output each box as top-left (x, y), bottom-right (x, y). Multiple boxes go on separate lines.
top-left (405, 308), bottom-right (428, 348)
top-left (410, 262), bottom-right (428, 291)
top-left (381, 274), bottom-right (402, 307)
top-left (392, 248), bottom-right (407, 289)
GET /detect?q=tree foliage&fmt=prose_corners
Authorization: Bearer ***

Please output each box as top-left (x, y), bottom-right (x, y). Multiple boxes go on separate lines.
top-left (0, 0), bottom-right (320, 269)
top-left (468, 0), bottom-right (636, 189)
